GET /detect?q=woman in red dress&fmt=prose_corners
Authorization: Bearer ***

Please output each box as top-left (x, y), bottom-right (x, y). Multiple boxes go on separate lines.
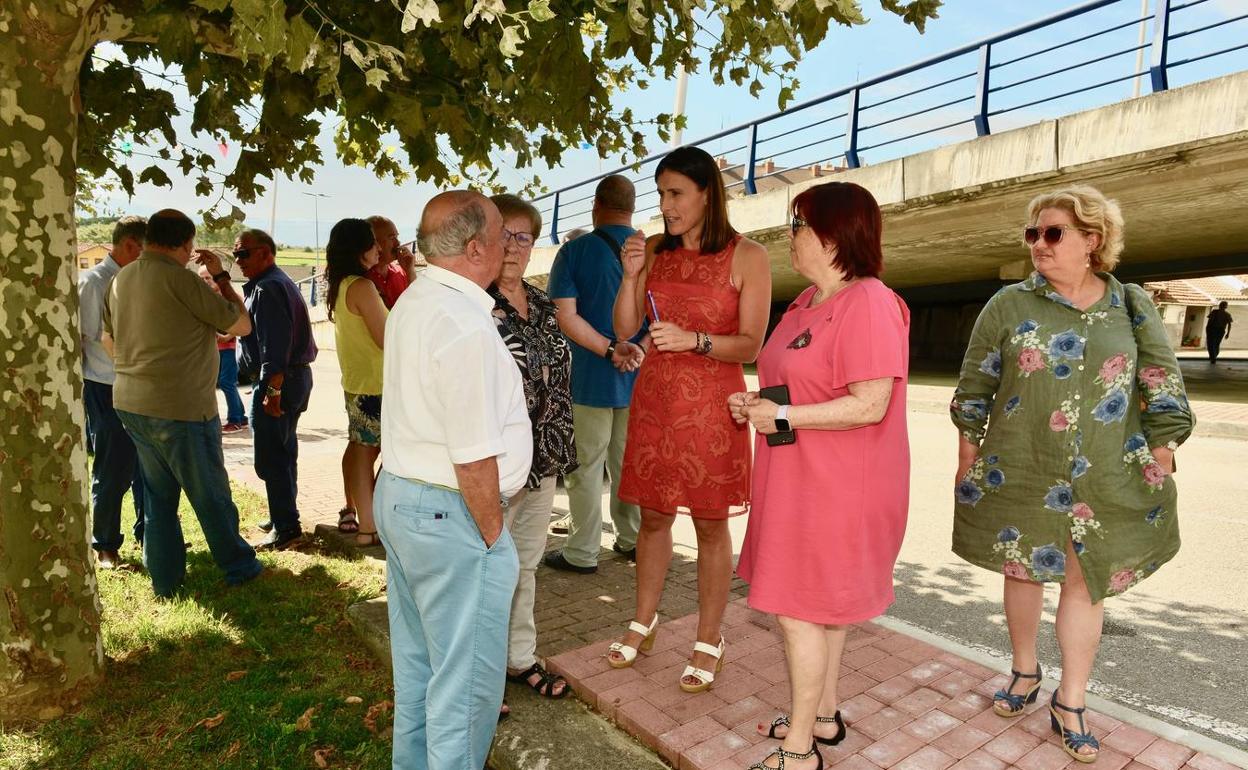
top-left (609, 146), bottom-right (772, 692)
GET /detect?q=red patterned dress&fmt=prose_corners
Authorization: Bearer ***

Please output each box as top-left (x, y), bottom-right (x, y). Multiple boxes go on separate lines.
top-left (618, 236), bottom-right (751, 518)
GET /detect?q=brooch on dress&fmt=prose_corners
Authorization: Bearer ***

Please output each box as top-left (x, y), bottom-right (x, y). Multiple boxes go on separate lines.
top-left (787, 328), bottom-right (812, 349)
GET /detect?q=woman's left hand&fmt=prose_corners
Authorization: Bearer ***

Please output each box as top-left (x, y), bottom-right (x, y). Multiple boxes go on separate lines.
top-left (1150, 445), bottom-right (1175, 474)
top-left (650, 321), bottom-right (696, 352)
top-left (744, 398), bottom-right (780, 435)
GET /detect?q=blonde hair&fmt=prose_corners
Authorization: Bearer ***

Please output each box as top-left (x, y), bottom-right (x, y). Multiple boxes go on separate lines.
top-left (1026, 185), bottom-right (1125, 271)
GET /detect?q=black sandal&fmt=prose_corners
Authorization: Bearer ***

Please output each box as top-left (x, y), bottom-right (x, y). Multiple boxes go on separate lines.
top-left (506, 662), bottom-right (570, 698)
top-left (764, 711), bottom-right (845, 746)
top-left (993, 665), bottom-right (1042, 717)
top-left (748, 742), bottom-right (823, 770)
top-left (1050, 693), bottom-right (1100, 763)
top-left (337, 507), bottom-right (359, 533)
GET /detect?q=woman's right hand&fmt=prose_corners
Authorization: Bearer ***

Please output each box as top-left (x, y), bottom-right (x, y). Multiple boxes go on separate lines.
top-left (622, 232), bottom-right (647, 278)
top-left (728, 391), bottom-right (759, 424)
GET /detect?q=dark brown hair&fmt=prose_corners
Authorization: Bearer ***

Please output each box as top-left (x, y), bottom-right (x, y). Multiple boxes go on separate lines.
top-left (325, 218), bottom-right (376, 322)
top-left (792, 182), bottom-right (884, 278)
top-left (654, 146), bottom-right (736, 255)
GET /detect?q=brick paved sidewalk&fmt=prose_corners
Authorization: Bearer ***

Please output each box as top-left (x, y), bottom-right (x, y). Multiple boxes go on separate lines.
top-left (545, 599), bottom-right (1243, 770)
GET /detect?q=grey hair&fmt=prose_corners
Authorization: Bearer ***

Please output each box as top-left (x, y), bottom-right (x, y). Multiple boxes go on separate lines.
top-left (111, 215), bottom-right (147, 246)
top-left (417, 201), bottom-right (488, 259)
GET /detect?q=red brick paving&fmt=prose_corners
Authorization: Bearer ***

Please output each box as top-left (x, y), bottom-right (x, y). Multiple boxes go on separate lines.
top-left (545, 598), bottom-right (1239, 770)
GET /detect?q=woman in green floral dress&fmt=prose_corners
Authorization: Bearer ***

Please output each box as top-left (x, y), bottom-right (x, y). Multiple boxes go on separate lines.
top-left (950, 186), bottom-right (1194, 764)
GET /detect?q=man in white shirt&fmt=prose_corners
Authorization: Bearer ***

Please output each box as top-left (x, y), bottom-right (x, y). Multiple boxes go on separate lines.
top-left (375, 190), bottom-right (531, 770)
top-left (79, 215), bottom-right (148, 568)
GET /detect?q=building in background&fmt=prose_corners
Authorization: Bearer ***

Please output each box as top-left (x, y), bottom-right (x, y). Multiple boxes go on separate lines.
top-left (1143, 275), bottom-right (1248, 350)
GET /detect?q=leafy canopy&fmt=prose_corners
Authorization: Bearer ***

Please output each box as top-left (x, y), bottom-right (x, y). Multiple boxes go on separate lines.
top-left (84, 0), bottom-right (941, 224)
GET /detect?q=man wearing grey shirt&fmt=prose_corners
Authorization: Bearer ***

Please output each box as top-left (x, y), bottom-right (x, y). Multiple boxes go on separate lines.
top-left (79, 216), bottom-right (148, 569)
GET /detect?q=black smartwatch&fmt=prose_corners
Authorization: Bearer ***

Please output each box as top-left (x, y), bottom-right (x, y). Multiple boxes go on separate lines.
top-left (212, 270), bottom-right (230, 283)
top-left (603, 340), bottom-right (619, 360)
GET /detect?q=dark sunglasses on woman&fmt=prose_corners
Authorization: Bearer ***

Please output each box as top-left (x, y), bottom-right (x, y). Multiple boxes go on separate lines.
top-left (790, 214), bottom-right (807, 235)
top-left (1023, 225), bottom-right (1087, 247)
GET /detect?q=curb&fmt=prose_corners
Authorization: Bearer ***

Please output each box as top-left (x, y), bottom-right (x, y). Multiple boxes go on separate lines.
top-left (344, 593), bottom-right (670, 770)
top-left (874, 614), bottom-right (1248, 769)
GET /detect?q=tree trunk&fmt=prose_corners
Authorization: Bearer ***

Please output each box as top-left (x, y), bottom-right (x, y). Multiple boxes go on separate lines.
top-left (0, 2), bottom-right (103, 721)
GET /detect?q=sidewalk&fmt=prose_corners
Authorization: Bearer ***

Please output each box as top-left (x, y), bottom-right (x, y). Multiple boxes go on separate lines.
top-left (222, 359), bottom-right (1248, 770)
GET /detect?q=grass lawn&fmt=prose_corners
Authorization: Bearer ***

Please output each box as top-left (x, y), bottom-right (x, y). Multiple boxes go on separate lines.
top-left (275, 250), bottom-right (320, 267)
top-left (0, 485), bottom-right (393, 770)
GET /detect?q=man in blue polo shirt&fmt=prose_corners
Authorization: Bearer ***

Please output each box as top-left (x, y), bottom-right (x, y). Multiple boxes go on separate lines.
top-left (544, 175), bottom-right (647, 573)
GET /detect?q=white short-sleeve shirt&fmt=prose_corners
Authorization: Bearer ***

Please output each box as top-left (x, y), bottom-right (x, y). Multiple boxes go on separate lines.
top-left (380, 264), bottom-right (533, 498)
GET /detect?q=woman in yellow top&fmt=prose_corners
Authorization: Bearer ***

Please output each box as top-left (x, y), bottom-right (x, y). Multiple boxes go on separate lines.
top-left (325, 218), bottom-right (389, 547)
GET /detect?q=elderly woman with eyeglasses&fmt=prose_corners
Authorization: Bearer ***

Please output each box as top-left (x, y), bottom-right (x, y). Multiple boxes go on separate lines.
top-left (729, 181), bottom-right (911, 770)
top-left (487, 194), bottom-right (578, 711)
top-left (950, 185), bottom-right (1194, 764)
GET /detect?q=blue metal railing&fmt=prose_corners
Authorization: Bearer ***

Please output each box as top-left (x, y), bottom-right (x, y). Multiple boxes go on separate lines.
top-left (535, 0), bottom-right (1248, 244)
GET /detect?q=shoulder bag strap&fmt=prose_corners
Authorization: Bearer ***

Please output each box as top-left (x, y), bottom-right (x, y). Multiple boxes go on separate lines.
top-left (591, 228), bottom-right (624, 263)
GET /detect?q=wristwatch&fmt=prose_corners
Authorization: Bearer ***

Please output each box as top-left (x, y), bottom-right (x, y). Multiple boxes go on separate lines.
top-left (603, 340), bottom-right (619, 360)
top-left (212, 270), bottom-right (230, 283)
top-left (774, 405), bottom-right (792, 433)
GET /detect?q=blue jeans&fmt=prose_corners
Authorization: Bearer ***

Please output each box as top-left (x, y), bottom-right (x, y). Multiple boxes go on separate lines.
top-left (84, 379), bottom-right (146, 551)
top-left (117, 410), bottom-right (263, 597)
top-left (250, 366), bottom-right (312, 538)
top-left (374, 471), bottom-right (518, 770)
top-left (217, 349), bottom-right (246, 425)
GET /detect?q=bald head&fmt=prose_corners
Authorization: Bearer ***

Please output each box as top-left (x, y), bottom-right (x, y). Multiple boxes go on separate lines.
top-left (369, 215), bottom-right (400, 264)
top-left (418, 190), bottom-right (504, 288)
top-left (592, 175), bottom-right (635, 227)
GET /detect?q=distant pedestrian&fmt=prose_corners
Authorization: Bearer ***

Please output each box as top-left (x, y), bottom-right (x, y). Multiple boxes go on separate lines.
top-left (609, 146), bottom-right (771, 695)
top-left (1206, 301), bottom-right (1233, 364)
top-left (561, 227), bottom-right (588, 243)
top-left (234, 228), bottom-right (318, 551)
top-left (198, 264), bottom-right (248, 432)
top-left (366, 215), bottom-right (418, 309)
top-left (80, 215), bottom-right (148, 569)
top-left (731, 182), bottom-right (910, 770)
top-left (489, 194), bottom-right (576, 708)
top-left (103, 209), bottom-right (263, 597)
top-left (542, 175), bottom-right (647, 575)
top-left (374, 191), bottom-right (528, 769)
top-left (325, 218), bottom-right (387, 547)
top-left (950, 185), bottom-right (1195, 763)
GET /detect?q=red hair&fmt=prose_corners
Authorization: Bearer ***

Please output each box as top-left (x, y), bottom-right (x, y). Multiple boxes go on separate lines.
top-left (792, 182), bottom-right (884, 278)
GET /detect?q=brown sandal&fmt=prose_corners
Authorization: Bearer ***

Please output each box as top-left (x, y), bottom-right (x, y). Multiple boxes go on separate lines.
top-left (337, 507), bottom-right (359, 533)
top-left (355, 531), bottom-right (381, 547)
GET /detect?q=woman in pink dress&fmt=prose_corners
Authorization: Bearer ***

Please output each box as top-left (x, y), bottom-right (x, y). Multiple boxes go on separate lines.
top-left (731, 181), bottom-right (911, 770)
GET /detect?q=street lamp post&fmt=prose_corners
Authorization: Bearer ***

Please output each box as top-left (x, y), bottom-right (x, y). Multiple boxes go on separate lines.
top-left (301, 191), bottom-right (329, 306)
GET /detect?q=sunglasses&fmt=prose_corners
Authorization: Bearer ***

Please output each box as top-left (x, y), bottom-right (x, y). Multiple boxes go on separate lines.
top-left (1023, 225), bottom-right (1087, 247)
top-left (502, 228), bottom-right (536, 249)
top-left (790, 213), bottom-right (808, 235)
top-left (232, 247), bottom-right (252, 260)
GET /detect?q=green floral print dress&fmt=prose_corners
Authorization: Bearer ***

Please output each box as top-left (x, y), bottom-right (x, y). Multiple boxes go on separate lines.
top-left (950, 272), bottom-right (1195, 602)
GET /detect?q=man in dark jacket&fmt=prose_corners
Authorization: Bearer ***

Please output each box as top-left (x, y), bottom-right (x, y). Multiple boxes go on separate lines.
top-left (234, 228), bottom-right (318, 550)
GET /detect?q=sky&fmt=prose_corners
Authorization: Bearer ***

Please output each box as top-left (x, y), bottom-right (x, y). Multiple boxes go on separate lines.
top-left (88, 0), bottom-right (1248, 247)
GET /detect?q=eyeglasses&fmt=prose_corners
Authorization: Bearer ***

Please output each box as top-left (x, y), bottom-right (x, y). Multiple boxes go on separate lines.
top-left (502, 228), bottom-right (536, 249)
top-left (790, 213), bottom-right (808, 235)
top-left (1023, 225), bottom-right (1087, 247)
top-left (232, 247), bottom-right (252, 260)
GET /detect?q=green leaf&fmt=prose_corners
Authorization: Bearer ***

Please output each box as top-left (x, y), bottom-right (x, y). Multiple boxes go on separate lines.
top-left (137, 166), bottom-right (172, 187)
top-left (365, 68), bottom-right (390, 89)
top-left (286, 14), bottom-right (319, 72)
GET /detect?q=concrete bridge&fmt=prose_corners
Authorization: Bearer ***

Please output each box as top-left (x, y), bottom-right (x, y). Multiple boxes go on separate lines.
top-left (529, 70), bottom-right (1248, 301)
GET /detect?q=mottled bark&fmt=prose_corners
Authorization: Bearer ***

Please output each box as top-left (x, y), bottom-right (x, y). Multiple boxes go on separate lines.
top-left (0, 1), bottom-right (103, 721)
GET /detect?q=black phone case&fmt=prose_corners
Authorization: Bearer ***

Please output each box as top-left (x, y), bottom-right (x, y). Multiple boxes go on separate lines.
top-left (758, 385), bottom-right (796, 447)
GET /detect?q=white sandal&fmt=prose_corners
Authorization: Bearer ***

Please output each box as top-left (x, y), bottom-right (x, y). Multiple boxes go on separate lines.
top-left (680, 637), bottom-right (725, 693)
top-left (607, 614), bottom-right (659, 669)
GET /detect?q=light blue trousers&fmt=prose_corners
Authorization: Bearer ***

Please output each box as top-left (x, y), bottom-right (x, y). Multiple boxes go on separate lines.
top-left (375, 471), bottom-right (519, 770)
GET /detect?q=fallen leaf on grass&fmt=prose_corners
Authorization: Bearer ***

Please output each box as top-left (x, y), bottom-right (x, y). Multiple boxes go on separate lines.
top-left (295, 706), bottom-right (316, 731)
top-left (224, 740), bottom-right (241, 759)
top-left (345, 653), bottom-right (377, 671)
top-left (362, 700), bottom-right (393, 735)
top-left (313, 746), bottom-right (335, 768)
top-left (192, 712), bottom-right (226, 731)
top-left (344, 696), bottom-right (363, 705)
top-left (225, 670), bottom-right (247, 682)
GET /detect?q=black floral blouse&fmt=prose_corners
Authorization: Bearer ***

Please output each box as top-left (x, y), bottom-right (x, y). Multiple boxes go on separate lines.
top-left (490, 281), bottom-right (578, 489)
